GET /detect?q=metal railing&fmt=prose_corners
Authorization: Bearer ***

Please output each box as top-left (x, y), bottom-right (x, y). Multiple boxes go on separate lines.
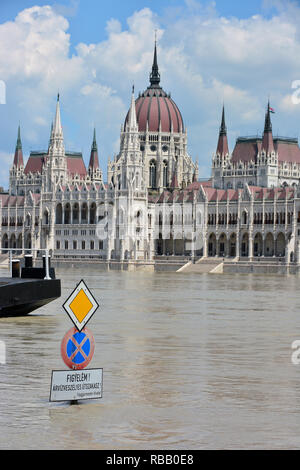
top-left (1, 248), bottom-right (51, 280)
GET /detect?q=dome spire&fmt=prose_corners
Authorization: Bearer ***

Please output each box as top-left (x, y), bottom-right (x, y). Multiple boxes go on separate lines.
top-left (149, 33), bottom-right (160, 88)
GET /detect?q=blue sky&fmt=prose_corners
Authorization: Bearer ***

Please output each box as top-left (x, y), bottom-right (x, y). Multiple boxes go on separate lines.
top-left (0, 0), bottom-right (300, 187)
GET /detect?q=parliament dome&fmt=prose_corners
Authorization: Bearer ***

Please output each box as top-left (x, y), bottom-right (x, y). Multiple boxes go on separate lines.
top-left (125, 43), bottom-right (184, 134)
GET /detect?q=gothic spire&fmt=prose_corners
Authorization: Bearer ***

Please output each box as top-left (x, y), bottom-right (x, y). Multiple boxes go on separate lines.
top-left (220, 104), bottom-right (227, 136)
top-left (13, 125), bottom-right (24, 168)
top-left (264, 99), bottom-right (272, 133)
top-left (127, 85), bottom-right (138, 130)
top-left (216, 105), bottom-right (229, 156)
top-left (92, 127), bottom-right (97, 151)
top-left (88, 128), bottom-right (100, 170)
top-left (262, 100), bottom-right (274, 153)
top-left (53, 92), bottom-right (63, 138)
top-left (149, 39), bottom-right (160, 88)
top-left (48, 94), bottom-right (65, 157)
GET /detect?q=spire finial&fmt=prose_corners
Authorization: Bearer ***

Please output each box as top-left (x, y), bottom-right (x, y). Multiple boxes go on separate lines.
top-left (220, 104), bottom-right (227, 136)
top-left (13, 124), bottom-right (24, 168)
top-left (127, 85), bottom-right (138, 129)
top-left (16, 124), bottom-right (22, 150)
top-left (92, 127), bottom-right (97, 151)
top-left (149, 33), bottom-right (160, 88)
top-left (262, 98), bottom-right (274, 153)
top-left (89, 127), bottom-right (100, 171)
top-left (216, 104), bottom-right (229, 156)
top-left (264, 99), bottom-right (272, 133)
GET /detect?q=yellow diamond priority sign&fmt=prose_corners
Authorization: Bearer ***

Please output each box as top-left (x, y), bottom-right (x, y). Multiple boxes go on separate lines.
top-left (63, 280), bottom-right (99, 331)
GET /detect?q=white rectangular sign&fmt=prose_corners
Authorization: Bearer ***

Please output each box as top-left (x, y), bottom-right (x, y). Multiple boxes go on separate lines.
top-left (50, 368), bottom-right (103, 402)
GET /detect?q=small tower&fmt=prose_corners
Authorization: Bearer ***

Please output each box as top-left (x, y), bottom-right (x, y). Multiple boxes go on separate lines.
top-left (261, 100), bottom-right (274, 154)
top-left (216, 105), bottom-right (229, 158)
top-left (118, 86), bottom-right (143, 190)
top-left (47, 93), bottom-right (67, 190)
top-left (88, 128), bottom-right (102, 183)
top-left (149, 39), bottom-right (161, 88)
top-left (9, 125), bottom-right (25, 195)
top-left (257, 100), bottom-right (278, 187)
top-left (212, 105), bottom-right (230, 189)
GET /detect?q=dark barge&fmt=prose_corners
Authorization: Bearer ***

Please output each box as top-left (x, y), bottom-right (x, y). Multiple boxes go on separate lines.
top-left (0, 252), bottom-right (61, 317)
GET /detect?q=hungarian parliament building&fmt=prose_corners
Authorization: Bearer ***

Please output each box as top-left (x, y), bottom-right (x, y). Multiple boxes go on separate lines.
top-left (2, 43), bottom-right (300, 264)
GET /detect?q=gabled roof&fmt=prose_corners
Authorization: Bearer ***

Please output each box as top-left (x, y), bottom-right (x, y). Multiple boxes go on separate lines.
top-left (231, 136), bottom-right (300, 165)
top-left (248, 185), bottom-right (296, 201)
top-left (24, 152), bottom-right (45, 174)
top-left (185, 180), bottom-right (212, 191)
top-left (66, 152), bottom-right (87, 177)
top-left (0, 194), bottom-right (25, 207)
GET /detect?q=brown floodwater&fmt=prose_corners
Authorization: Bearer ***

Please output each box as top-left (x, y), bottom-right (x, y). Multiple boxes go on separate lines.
top-left (0, 266), bottom-right (300, 449)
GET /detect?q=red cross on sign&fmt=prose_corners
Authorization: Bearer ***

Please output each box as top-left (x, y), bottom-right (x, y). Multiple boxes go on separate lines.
top-left (61, 326), bottom-right (95, 370)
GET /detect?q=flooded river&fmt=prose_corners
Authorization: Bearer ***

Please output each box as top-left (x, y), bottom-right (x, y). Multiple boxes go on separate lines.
top-left (0, 266), bottom-right (300, 449)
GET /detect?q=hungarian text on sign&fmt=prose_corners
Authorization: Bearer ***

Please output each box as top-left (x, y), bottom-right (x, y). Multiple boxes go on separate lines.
top-left (50, 368), bottom-right (103, 402)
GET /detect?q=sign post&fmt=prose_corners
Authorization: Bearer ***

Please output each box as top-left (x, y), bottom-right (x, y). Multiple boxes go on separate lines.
top-left (50, 280), bottom-right (102, 404)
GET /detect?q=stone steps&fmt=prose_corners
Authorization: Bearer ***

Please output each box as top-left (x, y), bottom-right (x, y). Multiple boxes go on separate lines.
top-left (177, 257), bottom-right (225, 273)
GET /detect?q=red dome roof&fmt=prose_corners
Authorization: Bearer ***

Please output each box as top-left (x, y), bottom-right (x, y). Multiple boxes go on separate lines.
top-left (128, 88), bottom-right (184, 133)
top-left (124, 42), bottom-right (184, 134)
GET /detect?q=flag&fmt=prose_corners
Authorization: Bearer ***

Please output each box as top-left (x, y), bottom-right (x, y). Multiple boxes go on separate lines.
top-left (269, 106), bottom-right (275, 113)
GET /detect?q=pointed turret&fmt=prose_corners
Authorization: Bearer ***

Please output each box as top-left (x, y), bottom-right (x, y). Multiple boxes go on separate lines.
top-left (127, 85), bottom-right (138, 131)
top-left (262, 100), bottom-right (274, 153)
top-left (53, 93), bottom-right (63, 139)
top-left (216, 105), bottom-right (229, 157)
top-left (13, 125), bottom-right (24, 168)
top-left (48, 93), bottom-right (65, 157)
top-left (149, 40), bottom-right (160, 88)
top-left (88, 128), bottom-right (100, 170)
top-left (46, 94), bottom-right (67, 190)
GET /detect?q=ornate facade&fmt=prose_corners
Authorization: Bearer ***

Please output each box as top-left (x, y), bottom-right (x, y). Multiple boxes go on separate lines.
top-left (2, 44), bottom-right (300, 264)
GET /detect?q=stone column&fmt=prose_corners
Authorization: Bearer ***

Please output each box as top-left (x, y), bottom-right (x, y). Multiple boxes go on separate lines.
top-left (249, 234), bottom-right (253, 261)
top-left (236, 230), bottom-right (240, 259)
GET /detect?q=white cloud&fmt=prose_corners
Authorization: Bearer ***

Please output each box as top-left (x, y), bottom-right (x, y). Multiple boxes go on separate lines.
top-left (1, 2), bottom-right (300, 186)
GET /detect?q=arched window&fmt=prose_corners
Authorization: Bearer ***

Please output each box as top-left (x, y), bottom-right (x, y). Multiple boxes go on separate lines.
top-left (56, 204), bottom-right (62, 224)
top-left (89, 202), bottom-right (96, 224)
top-left (25, 213), bottom-right (31, 227)
top-left (64, 204), bottom-right (71, 225)
top-left (149, 160), bottom-right (156, 189)
top-left (163, 160), bottom-right (168, 187)
top-left (72, 203), bottom-right (79, 224)
top-left (242, 210), bottom-right (248, 225)
top-left (81, 203), bottom-right (88, 224)
top-left (43, 210), bottom-right (49, 225)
